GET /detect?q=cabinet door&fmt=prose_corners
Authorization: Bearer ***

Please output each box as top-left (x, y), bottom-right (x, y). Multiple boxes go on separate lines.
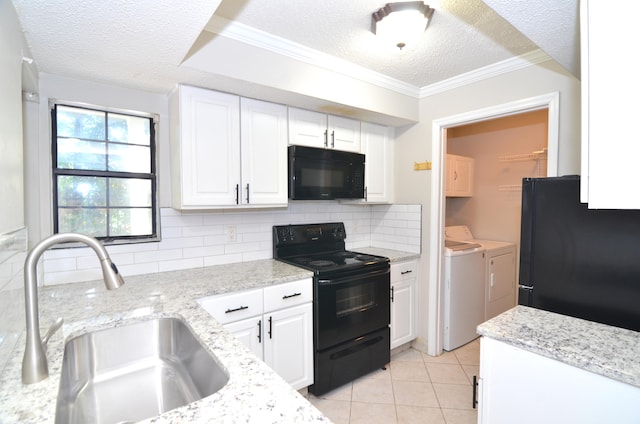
top-left (328, 115), bottom-right (361, 152)
top-left (264, 303), bottom-right (314, 390)
top-left (288, 107), bottom-right (328, 148)
top-left (175, 85), bottom-right (241, 207)
top-left (224, 316), bottom-right (263, 359)
top-left (390, 279), bottom-right (416, 349)
top-left (361, 122), bottom-right (393, 203)
top-left (580, 1), bottom-right (640, 208)
top-left (479, 337), bottom-right (640, 424)
top-left (240, 98), bottom-right (288, 206)
top-left (445, 154), bottom-right (474, 197)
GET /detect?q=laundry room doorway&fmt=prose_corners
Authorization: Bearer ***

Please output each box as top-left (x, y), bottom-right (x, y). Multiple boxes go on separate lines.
top-left (426, 92), bottom-right (560, 356)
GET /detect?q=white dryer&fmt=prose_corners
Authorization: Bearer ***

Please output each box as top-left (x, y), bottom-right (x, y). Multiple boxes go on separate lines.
top-left (445, 226), bottom-right (517, 321)
top-left (443, 239), bottom-right (485, 351)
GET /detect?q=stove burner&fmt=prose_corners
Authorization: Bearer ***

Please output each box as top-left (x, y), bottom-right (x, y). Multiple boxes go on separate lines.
top-left (309, 260), bottom-right (336, 267)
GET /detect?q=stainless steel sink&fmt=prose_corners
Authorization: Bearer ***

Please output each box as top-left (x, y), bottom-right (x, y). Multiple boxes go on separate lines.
top-left (55, 317), bottom-right (229, 424)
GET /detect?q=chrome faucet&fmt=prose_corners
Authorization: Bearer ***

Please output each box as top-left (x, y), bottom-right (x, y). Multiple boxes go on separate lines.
top-left (22, 233), bottom-right (125, 384)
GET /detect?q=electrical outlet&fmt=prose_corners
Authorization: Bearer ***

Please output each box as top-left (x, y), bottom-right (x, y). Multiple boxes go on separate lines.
top-left (225, 225), bottom-right (237, 243)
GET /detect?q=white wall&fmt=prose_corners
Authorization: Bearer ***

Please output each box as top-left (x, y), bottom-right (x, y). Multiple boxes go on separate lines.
top-left (0, 0), bottom-right (30, 376)
top-left (24, 73), bottom-right (171, 247)
top-left (394, 60), bottom-right (581, 352)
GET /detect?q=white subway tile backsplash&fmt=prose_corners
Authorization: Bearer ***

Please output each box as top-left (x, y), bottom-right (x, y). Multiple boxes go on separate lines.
top-left (39, 203), bottom-right (422, 286)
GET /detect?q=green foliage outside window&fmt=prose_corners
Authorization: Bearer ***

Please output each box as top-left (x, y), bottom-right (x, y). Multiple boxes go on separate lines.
top-left (52, 104), bottom-right (157, 241)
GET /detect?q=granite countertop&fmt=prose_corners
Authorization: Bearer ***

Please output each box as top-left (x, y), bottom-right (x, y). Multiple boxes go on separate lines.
top-left (352, 247), bottom-right (420, 263)
top-left (477, 305), bottom-right (640, 388)
top-left (0, 259), bottom-right (329, 423)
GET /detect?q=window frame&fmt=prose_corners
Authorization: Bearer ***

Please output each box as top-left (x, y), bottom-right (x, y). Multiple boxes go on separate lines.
top-left (50, 100), bottom-right (160, 245)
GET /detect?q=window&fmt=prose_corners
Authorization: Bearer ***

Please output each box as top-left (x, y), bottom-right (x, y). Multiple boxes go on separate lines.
top-left (52, 103), bottom-right (158, 243)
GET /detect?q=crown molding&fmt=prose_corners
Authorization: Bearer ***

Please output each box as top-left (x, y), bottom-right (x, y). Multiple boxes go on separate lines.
top-left (419, 49), bottom-right (552, 98)
top-left (205, 16), bottom-right (421, 98)
top-left (205, 17), bottom-right (552, 101)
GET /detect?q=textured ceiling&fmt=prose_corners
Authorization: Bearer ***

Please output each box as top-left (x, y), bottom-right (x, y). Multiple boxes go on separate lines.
top-left (10, 0), bottom-right (578, 94)
top-left (214, 0), bottom-right (539, 88)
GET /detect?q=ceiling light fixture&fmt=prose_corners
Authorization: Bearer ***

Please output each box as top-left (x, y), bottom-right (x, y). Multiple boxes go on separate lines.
top-left (372, 2), bottom-right (434, 50)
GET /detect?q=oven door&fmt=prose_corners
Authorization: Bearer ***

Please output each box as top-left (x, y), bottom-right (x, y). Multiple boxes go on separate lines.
top-left (315, 267), bottom-right (390, 350)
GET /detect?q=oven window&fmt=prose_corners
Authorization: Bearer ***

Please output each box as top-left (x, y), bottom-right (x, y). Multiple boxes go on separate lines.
top-left (335, 284), bottom-right (375, 318)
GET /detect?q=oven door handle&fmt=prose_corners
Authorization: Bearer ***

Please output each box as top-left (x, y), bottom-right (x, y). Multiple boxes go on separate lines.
top-left (317, 268), bottom-right (389, 285)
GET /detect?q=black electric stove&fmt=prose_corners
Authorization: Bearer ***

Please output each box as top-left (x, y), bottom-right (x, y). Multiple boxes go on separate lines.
top-left (273, 222), bottom-right (391, 396)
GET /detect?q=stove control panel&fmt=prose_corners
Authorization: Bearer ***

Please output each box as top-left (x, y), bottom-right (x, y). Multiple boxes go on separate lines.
top-left (273, 223), bottom-right (347, 246)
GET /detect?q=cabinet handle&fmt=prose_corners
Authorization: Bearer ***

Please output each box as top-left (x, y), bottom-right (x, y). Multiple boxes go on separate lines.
top-left (246, 183), bottom-right (250, 204)
top-left (454, 170), bottom-right (458, 181)
top-left (331, 130), bottom-right (335, 148)
top-left (401, 270), bottom-right (413, 275)
top-left (390, 286), bottom-right (394, 302)
top-left (257, 319), bottom-right (262, 343)
top-left (282, 292), bottom-right (302, 299)
top-left (324, 129), bottom-right (328, 148)
top-left (472, 375), bottom-right (478, 409)
top-left (268, 316), bottom-right (273, 339)
top-left (225, 305), bottom-right (248, 314)
top-left (365, 186), bottom-right (368, 201)
top-left (235, 183), bottom-right (239, 205)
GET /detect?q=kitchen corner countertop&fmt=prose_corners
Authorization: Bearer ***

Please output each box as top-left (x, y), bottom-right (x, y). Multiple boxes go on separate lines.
top-left (353, 247), bottom-right (420, 263)
top-left (0, 259), bottom-right (330, 424)
top-left (477, 305), bottom-right (640, 388)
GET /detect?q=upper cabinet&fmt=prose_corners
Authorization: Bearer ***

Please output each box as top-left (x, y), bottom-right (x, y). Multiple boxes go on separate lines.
top-left (361, 122), bottom-right (393, 203)
top-left (580, 0), bottom-right (640, 209)
top-left (445, 154), bottom-right (474, 197)
top-left (170, 85), bottom-right (287, 209)
top-left (288, 107), bottom-right (361, 152)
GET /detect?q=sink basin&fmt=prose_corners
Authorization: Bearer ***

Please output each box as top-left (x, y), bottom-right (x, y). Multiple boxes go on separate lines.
top-left (55, 317), bottom-right (229, 424)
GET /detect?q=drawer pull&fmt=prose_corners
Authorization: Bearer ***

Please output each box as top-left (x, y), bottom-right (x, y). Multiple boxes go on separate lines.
top-left (282, 292), bottom-right (302, 300)
top-left (225, 305), bottom-right (249, 314)
top-left (401, 270), bottom-right (413, 275)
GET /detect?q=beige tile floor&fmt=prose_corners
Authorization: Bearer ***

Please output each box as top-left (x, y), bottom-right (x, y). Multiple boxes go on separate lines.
top-left (306, 338), bottom-right (480, 424)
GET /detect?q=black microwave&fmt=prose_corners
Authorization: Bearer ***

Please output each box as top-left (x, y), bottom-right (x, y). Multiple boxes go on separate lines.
top-left (288, 145), bottom-right (365, 200)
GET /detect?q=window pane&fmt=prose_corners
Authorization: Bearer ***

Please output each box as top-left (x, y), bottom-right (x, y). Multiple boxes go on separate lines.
top-left (58, 208), bottom-right (107, 237)
top-left (108, 144), bottom-right (151, 173)
top-left (109, 178), bottom-right (151, 207)
top-left (56, 106), bottom-right (105, 140)
top-left (57, 176), bottom-right (107, 207)
top-left (57, 138), bottom-right (107, 170)
top-left (108, 113), bottom-right (150, 145)
top-left (109, 208), bottom-right (152, 236)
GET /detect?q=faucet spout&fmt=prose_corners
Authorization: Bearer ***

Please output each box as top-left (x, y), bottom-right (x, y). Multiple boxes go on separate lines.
top-left (22, 233), bottom-right (125, 384)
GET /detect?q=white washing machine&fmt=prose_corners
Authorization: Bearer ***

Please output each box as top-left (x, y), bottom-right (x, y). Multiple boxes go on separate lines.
top-left (445, 225), bottom-right (517, 321)
top-left (443, 239), bottom-right (486, 351)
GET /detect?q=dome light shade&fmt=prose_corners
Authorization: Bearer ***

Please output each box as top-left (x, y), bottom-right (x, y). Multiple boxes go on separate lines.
top-left (372, 2), bottom-right (434, 50)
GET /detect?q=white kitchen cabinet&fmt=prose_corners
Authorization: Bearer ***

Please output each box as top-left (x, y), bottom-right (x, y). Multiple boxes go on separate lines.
top-left (445, 154), bottom-right (474, 197)
top-left (170, 85), bottom-right (287, 209)
top-left (288, 107), bottom-right (361, 152)
top-left (361, 122), bottom-right (394, 203)
top-left (478, 337), bottom-right (640, 424)
top-left (484, 247), bottom-right (516, 321)
top-left (390, 260), bottom-right (417, 349)
top-left (580, 1), bottom-right (640, 209)
top-left (240, 97), bottom-right (288, 206)
top-left (198, 278), bottom-right (314, 390)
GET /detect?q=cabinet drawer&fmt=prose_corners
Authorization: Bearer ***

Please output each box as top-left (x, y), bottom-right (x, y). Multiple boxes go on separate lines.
top-left (391, 260), bottom-right (417, 282)
top-left (264, 278), bottom-right (313, 312)
top-left (198, 288), bottom-right (264, 324)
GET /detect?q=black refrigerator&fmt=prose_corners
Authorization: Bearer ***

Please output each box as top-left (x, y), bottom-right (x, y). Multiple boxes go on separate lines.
top-left (519, 175), bottom-right (640, 332)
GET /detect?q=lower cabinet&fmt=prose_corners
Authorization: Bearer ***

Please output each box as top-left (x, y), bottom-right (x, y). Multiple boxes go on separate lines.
top-left (198, 278), bottom-right (314, 390)
top-left (478, 337), bottom-right (640, 423)
top-left (390, 260), bottom-right (417, 349)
